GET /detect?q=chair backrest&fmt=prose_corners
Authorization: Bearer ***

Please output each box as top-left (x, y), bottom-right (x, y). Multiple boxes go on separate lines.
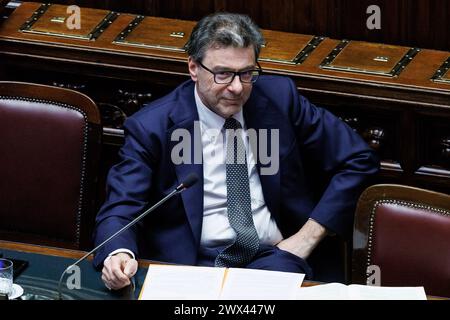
top-left (352, 184), bottom-right (450, 298)
top-left (0, 81), bottom-right (101, 250)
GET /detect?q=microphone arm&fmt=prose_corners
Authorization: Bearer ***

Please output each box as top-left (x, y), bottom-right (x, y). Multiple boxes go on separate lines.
top-left (57, 174), bottom-right (198, 300)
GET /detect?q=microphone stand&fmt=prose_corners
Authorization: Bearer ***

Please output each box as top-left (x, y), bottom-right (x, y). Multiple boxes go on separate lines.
top-left (57, 180), bottom-right (193, 300)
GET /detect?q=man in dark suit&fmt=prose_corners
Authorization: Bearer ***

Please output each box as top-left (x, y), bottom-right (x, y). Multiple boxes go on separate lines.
top-left (94, 13), bottom-right (379, 290)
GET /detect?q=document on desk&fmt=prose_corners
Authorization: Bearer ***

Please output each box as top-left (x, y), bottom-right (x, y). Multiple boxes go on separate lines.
top-left (221, 268), bottom-right (305, 300)
top-left (295, 283), bottom-right (427, 300)
top-left (139, 265), bottom-right (305, 300)
top-left (139, 265), bottom-right (225, 300)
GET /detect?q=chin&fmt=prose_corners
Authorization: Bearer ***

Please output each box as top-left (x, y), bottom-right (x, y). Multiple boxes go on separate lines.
top-left (223, 109), bottom-right (240, 118)
top-left (222, 104), bottom-right (242, 116)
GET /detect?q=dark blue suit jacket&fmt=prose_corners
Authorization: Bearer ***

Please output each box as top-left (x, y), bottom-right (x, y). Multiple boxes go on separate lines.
top-left (93, 75), bottom-right (379, 268)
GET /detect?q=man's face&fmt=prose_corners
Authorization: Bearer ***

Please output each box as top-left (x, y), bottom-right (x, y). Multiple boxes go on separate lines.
top-left (188, 46), bottom-right (256, 119)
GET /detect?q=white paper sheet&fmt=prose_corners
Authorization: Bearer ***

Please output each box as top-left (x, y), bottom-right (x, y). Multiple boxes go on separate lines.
top-left (220, 268), bottom-right (305, 300)
top-left (294, 283), bottom-right (427, 300)
top-left (139, 265), bottom-right (226, 300)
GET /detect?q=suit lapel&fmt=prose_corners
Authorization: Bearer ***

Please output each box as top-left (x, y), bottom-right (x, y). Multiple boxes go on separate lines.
top-left (244, 94), bottom-right (282, 223)
top-left (167, 82), bottom-right (204, 248)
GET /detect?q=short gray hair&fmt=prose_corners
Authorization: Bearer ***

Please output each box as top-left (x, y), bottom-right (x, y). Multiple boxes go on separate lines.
top-left (186, 12), bottom-right (264, 62)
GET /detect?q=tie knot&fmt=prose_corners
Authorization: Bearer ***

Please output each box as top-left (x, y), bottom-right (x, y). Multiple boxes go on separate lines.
top-left (223, 117), bottom-right (242, 130)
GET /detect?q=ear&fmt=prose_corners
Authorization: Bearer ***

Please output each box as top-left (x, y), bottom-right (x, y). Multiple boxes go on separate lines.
top-left (188, 57), bottom-right (199, 82)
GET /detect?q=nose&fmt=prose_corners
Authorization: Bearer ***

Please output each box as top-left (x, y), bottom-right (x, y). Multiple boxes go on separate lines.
top-left (227, 74), bottom-right (244, 94)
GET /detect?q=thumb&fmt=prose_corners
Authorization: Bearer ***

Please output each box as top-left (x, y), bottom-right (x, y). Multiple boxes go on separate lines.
top-left (123, 259), bottom-right (138, 278)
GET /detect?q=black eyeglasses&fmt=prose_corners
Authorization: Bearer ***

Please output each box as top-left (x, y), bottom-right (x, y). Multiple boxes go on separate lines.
top-left (198, 61), bottom-right (262, 84)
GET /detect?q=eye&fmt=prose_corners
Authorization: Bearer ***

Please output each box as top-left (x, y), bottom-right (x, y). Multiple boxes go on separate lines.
top-left (239, 70), bottom-right (255, 81)
top-left (215, 71), bottom-right (234, 80)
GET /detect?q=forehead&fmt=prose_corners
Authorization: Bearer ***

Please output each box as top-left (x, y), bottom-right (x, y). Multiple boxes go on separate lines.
top-left (202, 46), bottom-right (256, 69)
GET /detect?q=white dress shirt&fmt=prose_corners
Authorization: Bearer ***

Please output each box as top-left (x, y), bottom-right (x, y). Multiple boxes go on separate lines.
top-left (195, 86), bottom-right (283, 248)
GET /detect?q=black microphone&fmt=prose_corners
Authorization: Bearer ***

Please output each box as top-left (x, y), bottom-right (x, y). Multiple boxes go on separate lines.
top-left (176, 172), bottom-right (198, 191)
top-left (57, 173), bottom-right (199, 299)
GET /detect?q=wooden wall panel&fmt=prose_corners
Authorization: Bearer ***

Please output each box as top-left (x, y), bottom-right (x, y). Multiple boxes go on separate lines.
top-left (47, 0), bottom-right (450, 50)
top-left (405, 0), bottom-right (449, 50)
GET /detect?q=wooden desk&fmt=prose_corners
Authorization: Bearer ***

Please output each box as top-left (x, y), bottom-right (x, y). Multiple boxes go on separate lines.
top-left (0, 240), bottom-right (446, 300)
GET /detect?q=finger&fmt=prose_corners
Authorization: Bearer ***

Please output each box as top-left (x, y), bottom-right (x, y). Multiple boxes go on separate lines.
top-left (102, 266), bottom-right (112, 282)
top-left (103, 265), bottom-right (119, 287)
top-left (111, 267), bottom-right (130, 285)
top-left (103, 258), bottom-right (115, 279)
top-left (101, 274), bottom-right (112, 290)
top-left (106, 272), bottom-right (129, 290)
top-left (110, 256), bottom-right (131, 283)
top-left (123, 259), bottom-right (138, 278)
top-left (103, 263), bottom-right (129, 290)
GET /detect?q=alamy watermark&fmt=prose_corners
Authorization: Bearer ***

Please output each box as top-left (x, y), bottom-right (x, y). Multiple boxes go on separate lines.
top-left (66, 5), bottom-right (81, 30)
top-left (65, 265), bottom-right (81, 290)
top-left (171, 121), bottom-right (280, 175)
top-left (367, 5), bottom-right (381, 30)
top-left (367, 264), bottom-right (381, 286)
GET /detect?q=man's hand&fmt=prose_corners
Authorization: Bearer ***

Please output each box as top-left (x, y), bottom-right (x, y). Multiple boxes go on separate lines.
top-left (101, 252), bottom-right (138, 290)
top-left (276, 219), bottom-right (328, 260)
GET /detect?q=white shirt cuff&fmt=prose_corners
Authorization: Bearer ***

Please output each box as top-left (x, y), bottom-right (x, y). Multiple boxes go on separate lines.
top-left (106, 248), bottom-right (136, 261)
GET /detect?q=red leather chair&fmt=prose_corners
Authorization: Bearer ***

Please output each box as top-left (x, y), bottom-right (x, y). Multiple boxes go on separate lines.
top-left (0, 82), bottom-right (101, 250)
top-left (352, 184), bottom-right (450, 298)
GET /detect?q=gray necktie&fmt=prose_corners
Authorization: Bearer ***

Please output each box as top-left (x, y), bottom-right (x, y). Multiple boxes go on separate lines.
top-left (215, 117), bottom-right (260, 267)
